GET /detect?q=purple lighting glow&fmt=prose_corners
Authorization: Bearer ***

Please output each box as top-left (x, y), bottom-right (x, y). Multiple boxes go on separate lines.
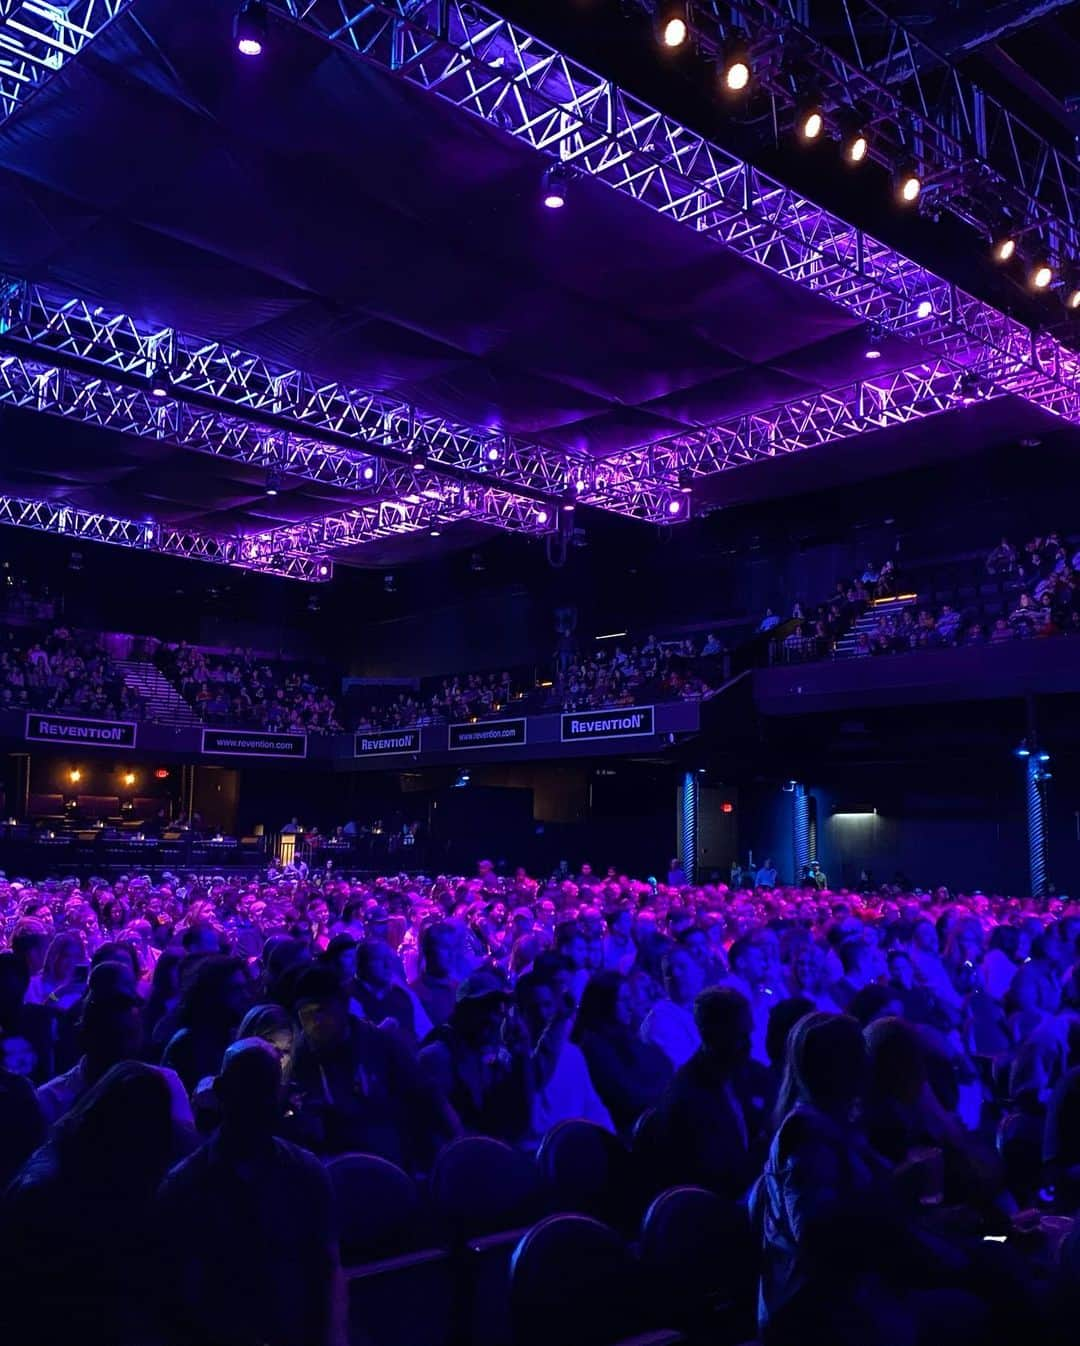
top-left (361, 464), bottom-right (376, 481)
top-left (667, 499), bottom-right (683, 516)
top-left (542, 161), bottom-right (569, 210)
top-left (535, 509), bottom-right (549, 524)
top-left (486, 445), bottom-right (501, 461)
top-left (234, 1), bottom-right (266, 56)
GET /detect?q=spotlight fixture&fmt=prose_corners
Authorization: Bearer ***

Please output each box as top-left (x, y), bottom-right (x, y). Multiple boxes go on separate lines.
top-left (992, 236), bottom-right (1016, 263)
top-left (795, 98), bottom-right (824, 141)
top-left (895, 165), bottom-right (921, 204)
top-left (655, 2), bottom-right (689, 49)
top-left (844, 129), bottom-right (869, 164)
top-left (863, 322), bottom-right (886, 360)
top-left (148, 362), bottom-right (170, 398)
top-left (410, 448), bottom-right (428, 471)
top-left (485, 444), bottom-right (501, 462)
top-left (535, 508), bottom-right (550, 525)
top-left (719, 34), bottom-right (750, 92)
top-left (430, 528), bottom-right (442, 538)
top-left (542, 160), bottom-right (569, 210)
top-left (69, 769), bottom-right (81, 784)
top-left (1031, 260), bottom-right (1054, 290)
top-left (959, 371), bottom-right (982, 404)
top-left (1067, 286), bottom-right (1080, 311)
top-left (666, 498), bottom-right (683, 517)
top-left (916, 299), bottom-right (933, 319)
top-left (264, 464), bottom-right (283, 496)
top-left (123, 772), bottom-right (136, 788)
top-left (678, 469), bottom-right (693, 494)
top-left (361, 463), bottom-right (377, 482)
top-left (318, 563), bottom-right (330, 577)
top-left (234, 0), bottom-right (266, 56)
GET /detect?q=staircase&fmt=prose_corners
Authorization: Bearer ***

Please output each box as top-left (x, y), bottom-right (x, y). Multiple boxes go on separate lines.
top-left (114, 660), bottom-right (202, 727)
top-left (834, 597), bottom-right (916, 659)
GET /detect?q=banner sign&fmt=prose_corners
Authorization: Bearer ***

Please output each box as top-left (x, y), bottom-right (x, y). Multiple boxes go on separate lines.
top-left (25, 713), bottom-right (137, 749)
top-left (560, 706), bottom-right (655, 742)
top-left (355, 729), bottom-right (421, 757)
top-left (448, 718), bottom-right (528, 750)
top-left (200, 728), bottom-right (308, 759)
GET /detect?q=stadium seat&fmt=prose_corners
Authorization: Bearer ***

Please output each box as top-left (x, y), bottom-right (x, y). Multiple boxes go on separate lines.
top-left (326, 1152), bottom-right (423, 1265)
top-left (631, 1106), bottom-right (671, 1203)
top-left (430, 1134), bottom-right (543, 1242)
top-left (536, 1118), bottom-right (635, 1228)
top-left (346, 1251), bottom-right (455, 1346)
top-left (509, 1213), bottom-right (682, 1346)
top-left (638, 1186), bottom-right (755, 1342)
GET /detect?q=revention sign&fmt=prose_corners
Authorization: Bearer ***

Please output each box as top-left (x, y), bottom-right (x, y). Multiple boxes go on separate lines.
top-left (25, 713), bottom-right (138, 749)
top-left (201, 729), bottom-right (308, 759)
top-left (561, 706), bottom-right (655, 741)
top-left (355, 729), bottom-right (421, 757)
top-left (448, 718), bottom-right (528, 750)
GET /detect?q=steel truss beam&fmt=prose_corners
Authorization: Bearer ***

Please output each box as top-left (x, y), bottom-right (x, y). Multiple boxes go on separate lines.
top-left (687, 0), bottom-right (1080, 264)
top-left (605, 359), bottom-right (1002, 480)
top-left (0, 493), bottom-right (331, 581)
top-left (0, 279), bottom-right (670, 524)
top-left (275, 0), bottom-right (1080, 429)
top-left (0, 0), bottom-right (134, 127)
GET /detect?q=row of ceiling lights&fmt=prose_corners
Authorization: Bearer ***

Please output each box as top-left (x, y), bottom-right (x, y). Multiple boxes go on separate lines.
top-left (653, 2), bottom-right (1080, 310)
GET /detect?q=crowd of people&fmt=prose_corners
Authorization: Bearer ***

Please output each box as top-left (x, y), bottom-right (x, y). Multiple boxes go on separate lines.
top-left (552, 635), bottom-right (719, 712)
top-left (0, 625), bottom-right (143, 721)
top-left (160, 644), bottom-right (344, 735)
top-left (1, 857), bottom-right (1079, 1342)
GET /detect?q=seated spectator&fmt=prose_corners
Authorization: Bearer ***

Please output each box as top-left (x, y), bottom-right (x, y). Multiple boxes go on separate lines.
top-left (571, 971), bottom-right (672, 1135)
top-left (656, 987), bottom-right (767, 1197)
top-left (409, 921), bottom-right (459, 1028)
top-left (418, 971), bottom-right (531, 1142)
top-left (991, 617), bottom-right (1015, 644)
top-left (289, 965), bottom-right (450, 1165)
top-left (161, 955), bottom-right (252, 1094)
top-left (758, 608), bottom-right (781, 633)
top-left (935, 603), bottom-right (962, 642)
top-left (986, 538), bottom-right (1018, 575)
top-left (156, 1039), bottom-right (346, 1346)
top-left (640, 947), bottom-right (705, 1068)
top-left (701, 631), bottom-right (723, 656)
top-left (515, 969), bottom-right (613, 1142)
top-left (349, 939), bottom-right (425, 1046)
top-left (1, 1063), bottom-right (179, 1346)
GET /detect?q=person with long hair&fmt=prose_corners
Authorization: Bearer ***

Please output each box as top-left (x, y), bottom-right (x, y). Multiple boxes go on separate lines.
top-left (26, 931), bottom-right (84, 1007)
top-left (161, 956), bottom-right (251, 1093)
top-left (0, 1062), bottom-right (176, 1344)
top-left (571, 971), bottom-right (672, 1135)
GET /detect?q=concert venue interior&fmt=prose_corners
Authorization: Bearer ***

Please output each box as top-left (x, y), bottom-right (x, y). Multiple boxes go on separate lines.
top-left (3, 2), bottom-right (1080, 1344)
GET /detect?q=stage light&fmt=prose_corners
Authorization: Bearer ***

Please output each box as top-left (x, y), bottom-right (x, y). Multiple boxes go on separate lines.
top-left (1014, 745), bottom-right (1031, 758)
top-left (896, 167), bottom-right (921, 203)
top-left (430, 528), bottom-right (442, 538)
top-left (993, 236), bottom-right (1016, 263)
top-left (486, 445), bottom-right (501, 462)
top-left (719, 35), bottom-right (750, 92)
top-left (656, 4), bottom-right (689, 48)
top-left (1037, 750), bottom-right (1051, 763)
top-left (916, 299), bottom-right (933, 319)
top-left (863, 324), bottom-right (884, 360)
top-left (1067, 286), bottom-right (1080, 311)
top-left (666, 498), bottom-right (683, 516)
top-left (361, 464), bottom-right (377, 482)
top-left (535, 508), bottom-right (550, 524)
top-left (844, 128), bottom-right (868, 163)
top-left (318, 563), bottom-right (330, 577)
top-left (149, 364), bottom-right (170, 398)
top-left (959, 371), bottom-right (982, 403)
top-left (542, 161), bottom-right (569, 209)
top-left (1031, 261), bottom-right (1053, 290)
top-left (234, 0), bottom-right (266, 56)
top-left (123, 772), bottom-right (136, 788)
top-left (264, 464), bottom-right (283, 496)
top-left (796, 99), bottom-right (824, 141)
top-left (69, 769), bottom-right (81, 784)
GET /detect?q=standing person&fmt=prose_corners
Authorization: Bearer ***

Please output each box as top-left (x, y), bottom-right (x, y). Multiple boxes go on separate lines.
top-left (0, 1063), bottom-right (177, 1346)
top-left (156, 1039), bottom-right (347, 1346)
top-left (755, 858), bottom-right (779, 889)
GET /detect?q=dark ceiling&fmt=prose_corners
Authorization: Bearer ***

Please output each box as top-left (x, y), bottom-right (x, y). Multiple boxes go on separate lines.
top-left (0, 0), bottom-right (1074, 565)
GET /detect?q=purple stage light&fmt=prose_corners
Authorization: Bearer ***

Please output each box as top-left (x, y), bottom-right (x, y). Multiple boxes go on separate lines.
top-left (667, 499), bottom-right (682, 516)
top-left (318, 563), bottom-right (329, 576)
top-left (535, 508), bottom-right (549, 524)
top-left (486, 445), bottom-right (501, 461)
top-left (542, 161), bottom-right (569, 209)
top-left (235, 0), bottom-right (266, 56)
top-left (361, 464), bottom-right (376, 481)
top-left (864, 347), bottom-right (881, 360)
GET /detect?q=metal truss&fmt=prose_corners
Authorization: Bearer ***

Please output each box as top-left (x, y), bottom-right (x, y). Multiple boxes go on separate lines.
top-left (605, 359), bottom-right (1002, 480)
top-left (0, 493), bottom-right (331, 582)
top-left (244, 484), bottom-right (553, 564)
top-left (0, 0), bottom-right (133, 127)
top-left (276, 0), bottom-right (1080, 432)
top-left (0, 277), bottom-right (671, 524)
top-left (686, 0), bottom-right (1080, 264)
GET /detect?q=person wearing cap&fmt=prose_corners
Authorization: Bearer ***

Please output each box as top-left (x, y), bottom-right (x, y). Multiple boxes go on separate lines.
top-left (418, 970), bottom-right (534, 1142)
top-left (289, 966), bottom-right (454, 1167)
